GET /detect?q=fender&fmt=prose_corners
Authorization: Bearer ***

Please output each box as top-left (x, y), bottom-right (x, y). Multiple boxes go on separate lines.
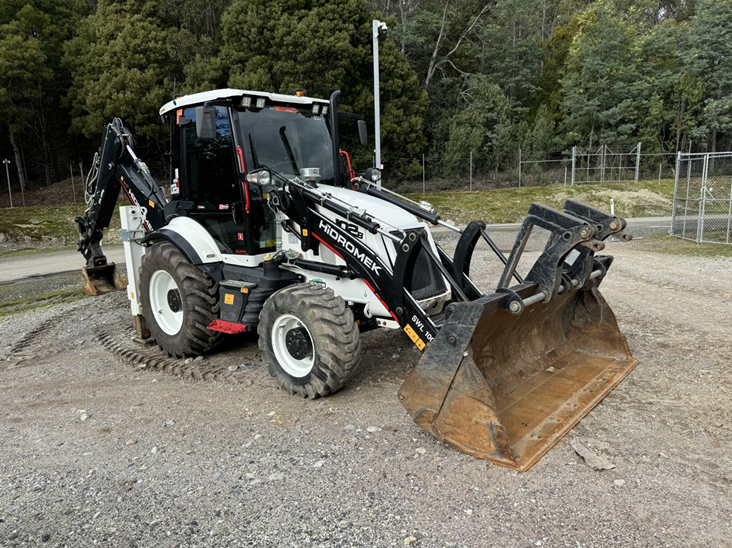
top-left (141, 216), bottom-right (223, 265)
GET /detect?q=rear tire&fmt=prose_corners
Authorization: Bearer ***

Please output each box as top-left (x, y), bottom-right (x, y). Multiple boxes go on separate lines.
top-left (139, 242), bottom-right (222, 358)
top-left (258, 284), bottom-right (360, 398)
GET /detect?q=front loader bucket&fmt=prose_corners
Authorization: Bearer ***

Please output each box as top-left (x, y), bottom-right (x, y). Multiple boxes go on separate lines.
top-left (81, 263), bottom-right (126, 296)
top-left (398, 284), bottom-right (638, 471)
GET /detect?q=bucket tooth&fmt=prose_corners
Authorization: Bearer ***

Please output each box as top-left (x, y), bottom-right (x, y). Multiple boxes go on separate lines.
top-left (81, 263), bottom-right (126, 296)
top-left (399, 285), bottom-right (639, 471)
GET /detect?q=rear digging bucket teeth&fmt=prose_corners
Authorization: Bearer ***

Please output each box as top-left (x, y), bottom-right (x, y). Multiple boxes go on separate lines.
top-left (398, 282), bottom-right (638, 472)
top-left (81, 263), bottom-right (126, 296)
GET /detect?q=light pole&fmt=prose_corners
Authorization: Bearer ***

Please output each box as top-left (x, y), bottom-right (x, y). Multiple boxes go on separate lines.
top-left (373, 19), bottom-right (388, 184)
top-left (3, 159), bottom-right (12, 208)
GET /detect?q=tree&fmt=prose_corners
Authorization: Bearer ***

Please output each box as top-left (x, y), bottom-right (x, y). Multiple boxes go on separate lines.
top-left (443, 75), bottom-right (513, 175)
top-left (0, 25), bottom-right (50, 189)
top-left (216, 0), bottom-right (429, 176)
top-left (0, 0), bottom-right (89, 187)
top-left (681, 0), bottom-right (732, 152)
top-left (559, 4), bottom-right (649, 147)
top-left (64, 0), bottom-right (176, 146)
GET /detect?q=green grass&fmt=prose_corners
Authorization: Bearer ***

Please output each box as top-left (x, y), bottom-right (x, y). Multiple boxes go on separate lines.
top-left (406, 179), bottom-right (676, 225)
top-left (0, 182), bottom-right (677, 253)
top-left (0, 286), bottom-right (90, 318)
top-left (632, 232), bottom-right (732, 258)
top-left (0, 203), bottom-right (123, 247)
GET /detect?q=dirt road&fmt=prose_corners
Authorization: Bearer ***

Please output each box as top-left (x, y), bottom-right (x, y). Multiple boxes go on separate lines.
top-left (0, 238), bottom-right (730, 547)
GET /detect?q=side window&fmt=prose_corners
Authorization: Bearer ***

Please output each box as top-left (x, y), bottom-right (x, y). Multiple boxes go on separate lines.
top-left (183, 106), bottom-right (238, 205)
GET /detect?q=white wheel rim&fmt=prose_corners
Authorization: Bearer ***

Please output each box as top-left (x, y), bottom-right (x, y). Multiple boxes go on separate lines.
top-left (272, 314), bottom-right (314, 378)
top-left (149, 269), bottom-right (184, 336)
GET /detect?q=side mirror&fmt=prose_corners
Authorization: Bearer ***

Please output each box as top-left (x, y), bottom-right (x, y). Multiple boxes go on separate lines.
top-left (195, 106), bottom-right (217, 139)
top-left (358, 119), bottom-right (367, 146)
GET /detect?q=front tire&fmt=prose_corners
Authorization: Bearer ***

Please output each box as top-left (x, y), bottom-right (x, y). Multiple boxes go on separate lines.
top-left (139, 242), bottom-right (222, 358)
top-left (258, 284), bottom-right (361, 398)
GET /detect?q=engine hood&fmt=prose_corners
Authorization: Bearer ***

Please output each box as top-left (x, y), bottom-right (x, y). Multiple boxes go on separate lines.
top-left (316, 185), bottom-right (419, 228)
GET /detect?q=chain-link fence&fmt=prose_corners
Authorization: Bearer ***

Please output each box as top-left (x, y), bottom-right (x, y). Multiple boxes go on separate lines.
top-left (671, 152), bottom-right (732, 245)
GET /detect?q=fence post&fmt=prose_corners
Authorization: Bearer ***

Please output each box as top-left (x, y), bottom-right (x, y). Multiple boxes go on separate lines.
top-left (697, 153), bottom-right (709, 243)
top-left (564, 166), bottom-right (567, 186)
top-left (600, 144), bottom-right (606, 183)
top-left (422, 154), bottom-right (425, 194)
top-left (672, 152), bottom-right (681, 237)
top-left (469, 151), bottom-right (472, 191)
top-left (518, 147), bottom-right (522, 188)
top-left (635, 142), bottom-right (641, 182)
top-left (727, 165), bottom-right (732, 244)
top-left (658, 162), bottom-right (662, 184)
top-left (70, 164), bottom-right (77, 203)
top-left (571, 146), bottom-right (576, 186)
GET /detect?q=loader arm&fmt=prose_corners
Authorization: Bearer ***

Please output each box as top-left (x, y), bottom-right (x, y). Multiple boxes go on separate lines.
top-left (267, 173), bottom-right (638, 471)
top-left (75, 118), bottom-right (168, 294)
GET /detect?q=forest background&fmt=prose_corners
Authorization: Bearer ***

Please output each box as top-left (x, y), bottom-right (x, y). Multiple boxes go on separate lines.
top-left (1, 0), bottom-right (730, 193)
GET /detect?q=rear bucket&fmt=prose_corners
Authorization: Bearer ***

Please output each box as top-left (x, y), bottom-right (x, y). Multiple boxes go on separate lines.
top-left (398, 285), bottom-right (638, 471)
top-left (81, 263), bottom-right (126, 296)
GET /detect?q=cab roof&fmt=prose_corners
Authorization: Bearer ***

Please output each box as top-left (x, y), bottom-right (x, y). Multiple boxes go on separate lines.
top-left (159, 88), bottom-right (329, 116)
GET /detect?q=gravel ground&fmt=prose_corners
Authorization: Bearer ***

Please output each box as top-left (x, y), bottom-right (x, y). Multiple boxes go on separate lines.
top-left (0, 235), bottom-right (730, 548)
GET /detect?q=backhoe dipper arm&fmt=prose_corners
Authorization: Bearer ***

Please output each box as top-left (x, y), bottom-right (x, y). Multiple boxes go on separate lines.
top-left (75, 119), bottom-right (167, 268)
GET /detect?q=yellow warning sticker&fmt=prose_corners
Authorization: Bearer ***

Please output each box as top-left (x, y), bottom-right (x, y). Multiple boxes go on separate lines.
top-left (302, 229), bottom-right (308, 236)
top-left (148, 200), bottom-right (155, 208)
top-left (240, 287), bottom-right (249, 294)
top-left (404, 324), bottom-right (426, 351)
top-left (224, 294), bottom-right (234, 305)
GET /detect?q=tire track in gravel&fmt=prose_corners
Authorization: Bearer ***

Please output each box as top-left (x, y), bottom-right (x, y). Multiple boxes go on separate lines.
top-left (95, 328), bottom-right (247, 384)
top-left (1, 310), bottom-right (88, 371)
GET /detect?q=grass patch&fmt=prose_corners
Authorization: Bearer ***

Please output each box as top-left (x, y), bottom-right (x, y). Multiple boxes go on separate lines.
top-left (0, 286), bottom-right (89, 317)
top-left (631, 233), bottom-right (732, 258)
top-left (407, 180), bottom-right (676, 225)
top-left (0, 245), bottom-right (77, 259)
top-left (0, 203), bottom-right (123, 247)
top-left (0, 181), bottom-right (677, 251)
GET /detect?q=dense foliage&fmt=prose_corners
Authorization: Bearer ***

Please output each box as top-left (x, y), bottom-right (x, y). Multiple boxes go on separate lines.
top-left (0, 0), bottom-right (730, 189)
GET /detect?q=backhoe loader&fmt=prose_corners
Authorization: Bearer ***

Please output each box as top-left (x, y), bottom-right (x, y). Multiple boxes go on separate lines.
top-left (76, 88), bottom-right (638, 471)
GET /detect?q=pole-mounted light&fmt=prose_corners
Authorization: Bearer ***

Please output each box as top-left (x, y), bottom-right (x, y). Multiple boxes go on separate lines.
top-left (373, 19), bottom-right (388, 187)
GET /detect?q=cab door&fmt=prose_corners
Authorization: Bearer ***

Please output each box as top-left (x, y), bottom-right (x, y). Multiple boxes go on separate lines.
top-left (177, 105), bottom-right (248, 254)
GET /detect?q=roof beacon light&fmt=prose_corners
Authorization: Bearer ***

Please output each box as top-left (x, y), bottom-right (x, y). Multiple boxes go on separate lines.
top-left (295, 90), bottom-right (305, 97)
top-left (255, 97), bottom-right (266, 109)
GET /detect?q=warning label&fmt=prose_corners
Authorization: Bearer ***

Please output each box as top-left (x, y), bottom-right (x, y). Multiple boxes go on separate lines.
top-left (404, 324), bottom-right (426, 351)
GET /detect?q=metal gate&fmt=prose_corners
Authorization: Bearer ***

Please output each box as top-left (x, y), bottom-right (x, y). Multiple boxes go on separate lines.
top-left (671, 152), bottom-right (732, 244)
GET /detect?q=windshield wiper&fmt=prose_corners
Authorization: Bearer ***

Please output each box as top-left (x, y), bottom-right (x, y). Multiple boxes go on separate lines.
top-left (279, 126), bottom-right (299, 174)
top-left (248, 133), bottom-right (260, 167)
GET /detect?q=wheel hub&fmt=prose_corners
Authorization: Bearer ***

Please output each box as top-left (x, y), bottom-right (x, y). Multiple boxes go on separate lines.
top-left (167, 289), bottom-right (181, 313)
top-left (285, 327), bottom-right (313, 360)
top-left (148, 269), bottom-right (184, 336)
top-left (271, 314), bottom-right (315, 378)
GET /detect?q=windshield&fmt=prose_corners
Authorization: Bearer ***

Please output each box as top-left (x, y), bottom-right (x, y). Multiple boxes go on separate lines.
top-left (236, 106), bottom-right (335, 185)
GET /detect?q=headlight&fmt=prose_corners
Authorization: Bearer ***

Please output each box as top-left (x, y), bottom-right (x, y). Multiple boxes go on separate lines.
top-left (255, 97), bottom-right (266, 109)
top-left (371, 169), bottom-right (381, 182)
top-left (247, 170), bottom-right (271, 185)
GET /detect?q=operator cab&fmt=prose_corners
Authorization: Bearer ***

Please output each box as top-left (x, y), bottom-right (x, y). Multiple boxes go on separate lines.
top-left (161, 89), bottom-right (357, 260)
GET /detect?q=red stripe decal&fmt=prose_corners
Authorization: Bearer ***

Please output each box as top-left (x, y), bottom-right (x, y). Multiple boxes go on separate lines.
top-left (362, 279), bottom-right (399, 322)
top-left (312, 233), bottom-right (344, 259)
